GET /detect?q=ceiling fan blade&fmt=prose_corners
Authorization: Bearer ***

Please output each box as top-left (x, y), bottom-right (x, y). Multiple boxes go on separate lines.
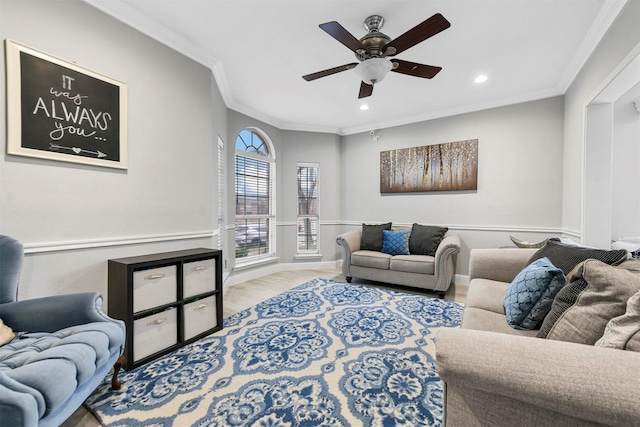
top-left (358, 81), bottom-right (373, 99)
top-left (391, 59), bottom-right (442, 79)
top-left (319, 21), bottom-right (366, 53)
top-left (383, 13), bottom-right (450, 56)
top-left (302, 63), bottom-right (358, 81)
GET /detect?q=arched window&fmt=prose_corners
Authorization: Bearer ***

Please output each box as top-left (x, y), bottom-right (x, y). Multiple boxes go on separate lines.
top-left (234, 129), bottom-right (276, 262)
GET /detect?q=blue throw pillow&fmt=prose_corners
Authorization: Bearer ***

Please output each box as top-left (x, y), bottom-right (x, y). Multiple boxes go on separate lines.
top-left (504, 257), bottom-right (567, 330)
top-left (381, 230), bottom-right (410, 255)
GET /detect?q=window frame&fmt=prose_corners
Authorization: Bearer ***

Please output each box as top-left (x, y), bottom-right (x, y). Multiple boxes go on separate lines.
top-left (296, 162), bottom-right (320, 255)
top-left (234, 128), bottom-right (276, 265)
top-left (217, 136), bottom-right (225, 257)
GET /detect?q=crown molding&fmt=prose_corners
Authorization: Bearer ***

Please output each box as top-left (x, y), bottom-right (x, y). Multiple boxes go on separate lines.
top-left (83, 0), bottom-right (627, 137)
top-left (84, 0), bottom-right (218, 68)
top-left (556, 0), bottom-right (629, 93)
top-left (339, 87), bottom-right (563, 135)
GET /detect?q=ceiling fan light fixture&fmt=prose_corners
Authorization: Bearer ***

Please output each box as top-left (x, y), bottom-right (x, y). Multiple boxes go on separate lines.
top-left (355, 58), bottom-right (393, 85)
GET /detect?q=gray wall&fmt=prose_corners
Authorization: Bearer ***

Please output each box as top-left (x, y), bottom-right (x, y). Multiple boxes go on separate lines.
top-left (612, 82), bottom-right (640, 238)
top-left (279, 130), bottom-right (342, 263)
top-left (340, 97), bottom-right (565, 275)
top-left (0, 0), bottom-right (224, 303)
top-left (562, 0), bottom-right (640, 238)
top-left (226, 110), bottom-right (343, 271)
top-left (227, 97), bottom-right (566, 278)
top-left (2, 1), bottom-right (638, 299)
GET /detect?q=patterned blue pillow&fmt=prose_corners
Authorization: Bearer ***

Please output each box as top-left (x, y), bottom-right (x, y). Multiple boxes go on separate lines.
top-left (381, 230), bottom-right (410, 255)
top-left (504, 257), bottom-right (567, 330)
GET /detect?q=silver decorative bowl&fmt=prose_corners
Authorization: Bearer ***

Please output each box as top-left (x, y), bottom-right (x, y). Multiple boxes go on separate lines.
top-left (509, 236), bottom-right (548, 249)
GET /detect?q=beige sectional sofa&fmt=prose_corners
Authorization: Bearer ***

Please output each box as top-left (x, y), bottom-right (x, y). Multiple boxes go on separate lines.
top-left (336, 226), bottom-right (460, 298)
top-left (436, 247), bottom-right (640, 426)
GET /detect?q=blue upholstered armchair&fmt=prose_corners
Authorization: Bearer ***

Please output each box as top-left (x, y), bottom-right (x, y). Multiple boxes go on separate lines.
top-left (0, 235), bottom-right (126, 427)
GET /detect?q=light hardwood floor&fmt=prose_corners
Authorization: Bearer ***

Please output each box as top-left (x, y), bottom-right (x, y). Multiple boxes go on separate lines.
top-left (62, 268), bottom-right (467, 426)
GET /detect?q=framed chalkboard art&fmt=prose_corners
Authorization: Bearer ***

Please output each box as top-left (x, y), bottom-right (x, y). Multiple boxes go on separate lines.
top-left (5, 40), bottom-right (127, 169)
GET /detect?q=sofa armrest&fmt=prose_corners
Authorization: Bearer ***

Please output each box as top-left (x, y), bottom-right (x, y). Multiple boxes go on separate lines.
top-left (436, 328), bottom-right (640, 426)
top-left (469, 248), bottom-right (537, 283)
top-left (433, 232), bottom-right (461, 292)
top-left (336, 229), bottom-right (362, 278)
top-left (0, 292), bottom-right (122, 333)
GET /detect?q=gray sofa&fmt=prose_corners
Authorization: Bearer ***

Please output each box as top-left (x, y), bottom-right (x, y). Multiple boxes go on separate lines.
top-left (436, 248), bottom-right (640, 426)
top-left (336, 228), bottom-right (460, 298)
top-left (0, 235), bottom-right (126, 427)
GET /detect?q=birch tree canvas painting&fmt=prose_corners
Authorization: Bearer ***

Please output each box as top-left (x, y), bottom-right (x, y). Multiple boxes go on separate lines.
top-left (380, 139), bottom-right (478, 193)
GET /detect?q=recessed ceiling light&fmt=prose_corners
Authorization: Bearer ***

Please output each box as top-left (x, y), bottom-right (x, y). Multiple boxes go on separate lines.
top-left (474, 75), bottom-right (488, 83)
top-left (360, 104), bottom-right (370, 111)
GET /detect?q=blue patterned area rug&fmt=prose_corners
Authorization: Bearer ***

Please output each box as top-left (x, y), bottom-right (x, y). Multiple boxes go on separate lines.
top-left (86, 278), bottom-right (463, 426)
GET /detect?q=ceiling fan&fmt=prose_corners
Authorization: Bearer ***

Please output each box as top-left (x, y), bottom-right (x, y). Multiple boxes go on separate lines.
top-left (302, 13), bottom-right (451, 99)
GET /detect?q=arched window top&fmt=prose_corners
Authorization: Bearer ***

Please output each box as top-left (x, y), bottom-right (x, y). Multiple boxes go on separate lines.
top-left (235, 129), bottom-right (270, 157)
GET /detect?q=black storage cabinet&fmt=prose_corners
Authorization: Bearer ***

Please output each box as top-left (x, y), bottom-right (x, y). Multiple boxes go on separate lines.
top-left (108, 248), bottom-right (223, 370)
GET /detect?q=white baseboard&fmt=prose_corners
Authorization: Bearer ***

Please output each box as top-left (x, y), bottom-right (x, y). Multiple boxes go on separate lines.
top-left (454, 274), bottom-right (470, 285)
top-left (223, 259), bottom-right (342, 291)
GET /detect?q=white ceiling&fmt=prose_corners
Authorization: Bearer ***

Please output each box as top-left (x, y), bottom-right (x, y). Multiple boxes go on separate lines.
top-left (85, 0), bottom-right (628, 135)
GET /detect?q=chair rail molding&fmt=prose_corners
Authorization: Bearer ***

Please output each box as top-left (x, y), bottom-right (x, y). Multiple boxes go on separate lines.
top-left (23, 230), bottom-right (218, 254)
top-left (339, 221), bottom-right (566, 235)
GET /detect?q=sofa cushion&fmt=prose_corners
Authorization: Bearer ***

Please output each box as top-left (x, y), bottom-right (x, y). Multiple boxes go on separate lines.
top-left (381, 230), bottom-right (410, 255)
top-left (409, 224), bottom-right (448, 256)
top-left (460, 307), bottom-right (539, 337)
top-left (0, 322), bottom-right (123, 417)
top-left (504, 257), bottom-right (566, 330)
top-left (7, 358), bottom-right (79, 417)
top-left (360, 222), bottom-right (392, 251)
top-left (527, 238), bottom-right (627, 275)
top-left (538, 260), bottom-right (640, 344)
top-left (351, 250), bottom-right (392, 270)
top-left (595, 289), bottom-right (640, 351)
top-left (466, 279), bottom-right (511, 314)
top-left (390, 254), bottom-right (435, 275)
